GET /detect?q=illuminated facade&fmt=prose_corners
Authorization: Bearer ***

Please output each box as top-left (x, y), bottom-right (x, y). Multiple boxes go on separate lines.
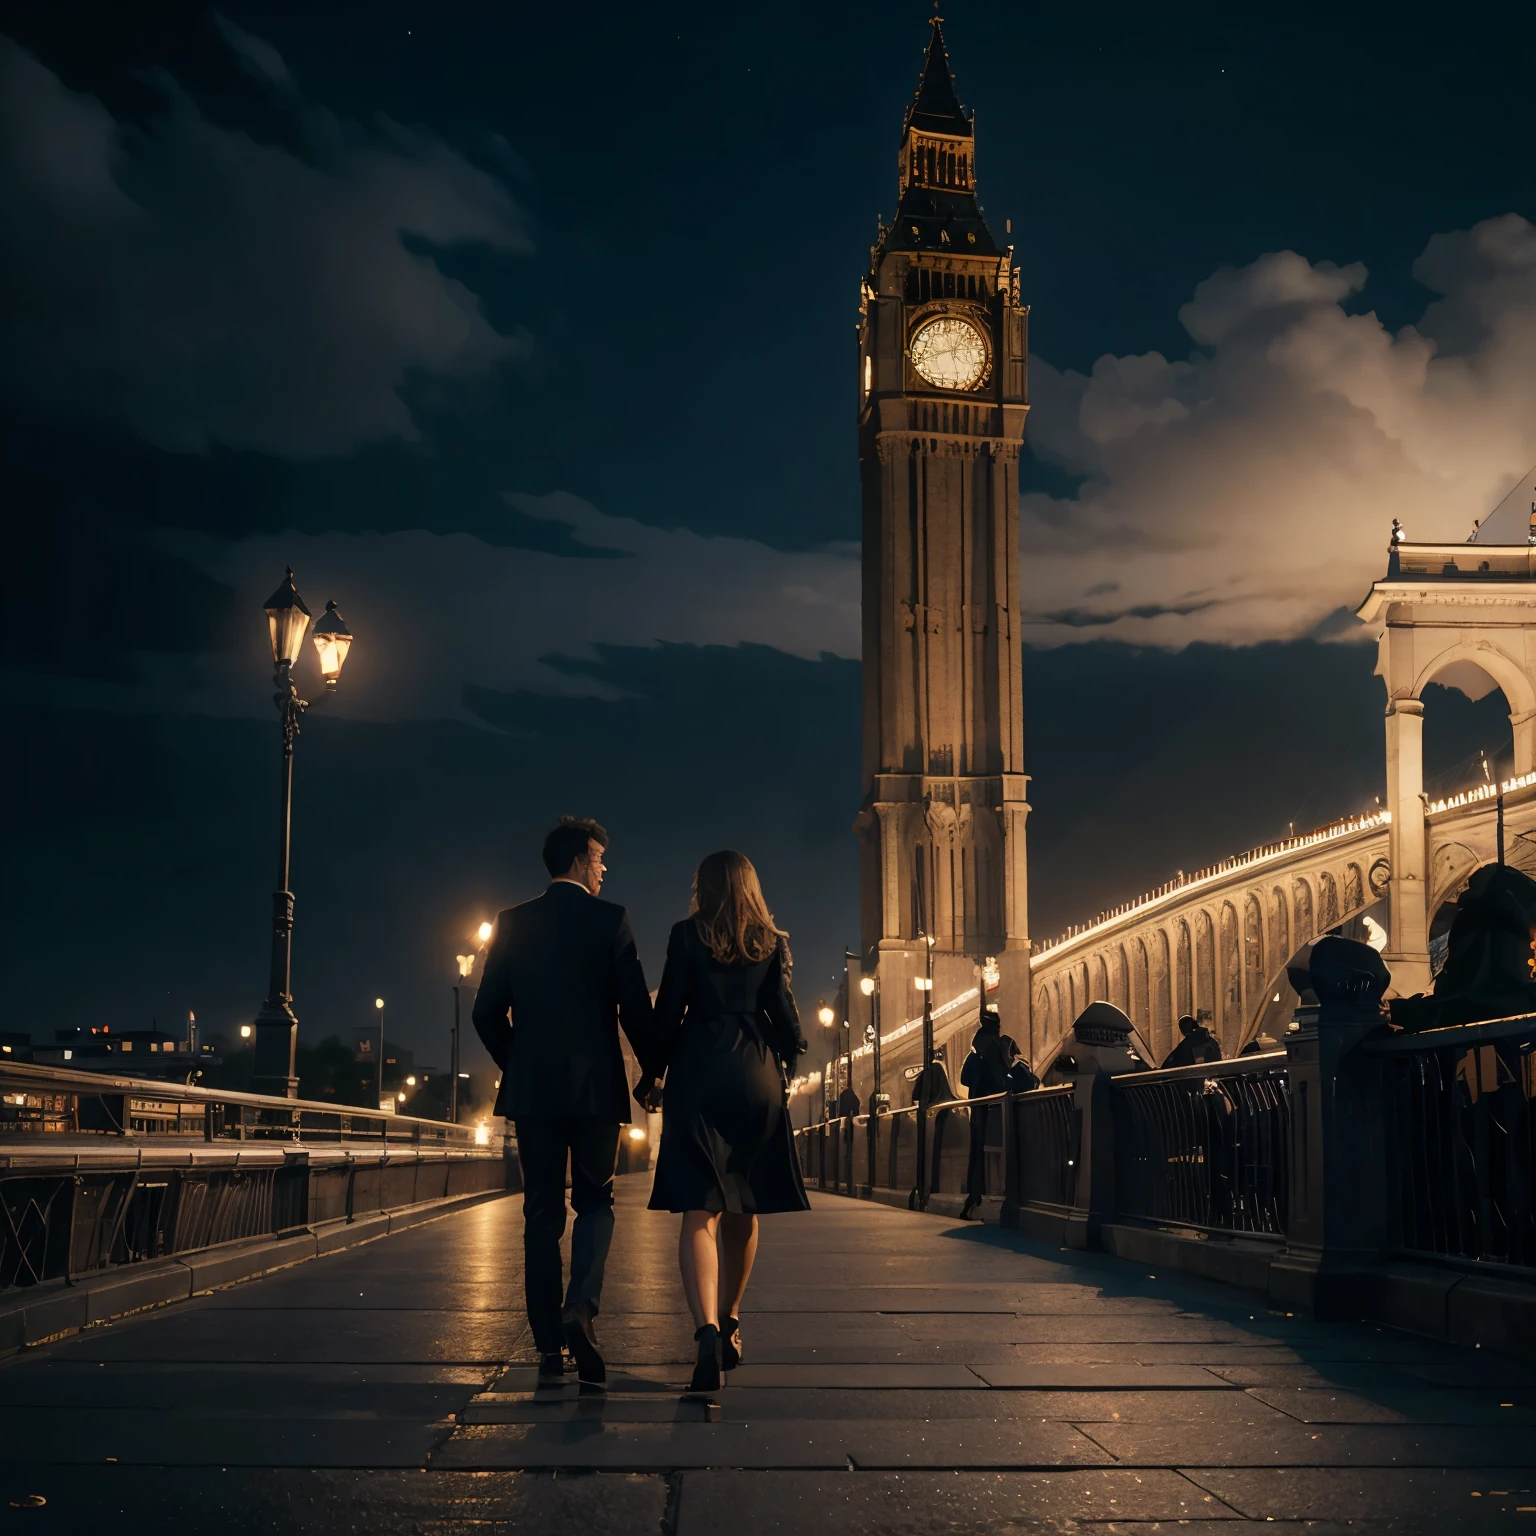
top-left (855, 17), bottom-right (1032, 1029)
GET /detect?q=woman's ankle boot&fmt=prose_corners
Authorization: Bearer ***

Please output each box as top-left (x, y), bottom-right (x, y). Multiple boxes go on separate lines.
top-left (690, 1324), bottom-right (722, 1393)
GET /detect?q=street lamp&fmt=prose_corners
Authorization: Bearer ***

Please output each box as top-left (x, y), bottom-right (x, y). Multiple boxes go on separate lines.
top-left (251, 568), bottom-right (354, 1098)
top-left (374, 997), bottom-right (385, 1106)
top-left (860, 973), bottom-right (882, 1111)
top-left (451, 920), bottom-right (494, 1124)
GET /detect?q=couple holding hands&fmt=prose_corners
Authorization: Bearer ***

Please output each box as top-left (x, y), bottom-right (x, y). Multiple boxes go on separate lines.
top-left (472, 817), bottom-right (809, 1395)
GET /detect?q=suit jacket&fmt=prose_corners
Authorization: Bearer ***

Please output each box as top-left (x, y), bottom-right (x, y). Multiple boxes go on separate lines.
top-left (471, 881), bottom-right (658, 1122)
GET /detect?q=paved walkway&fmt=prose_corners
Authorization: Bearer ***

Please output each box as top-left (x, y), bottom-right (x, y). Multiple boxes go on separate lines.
top-left (2, 1177), bottom-right (1534, 1533)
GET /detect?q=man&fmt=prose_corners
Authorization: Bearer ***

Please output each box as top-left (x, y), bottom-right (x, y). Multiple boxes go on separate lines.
top-left (1160, 1013), bottom-right (1223, 1069)
top-left (958, 1005), bottom-right (1019, 1219)
top-left (473, 816), bottom-right (658, 1387)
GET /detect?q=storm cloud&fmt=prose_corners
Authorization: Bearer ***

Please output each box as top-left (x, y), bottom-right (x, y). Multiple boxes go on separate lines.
top-left (1021, 216), bottom-right (1536, 647)
top-left (0, 32), bottom-right (529, 458)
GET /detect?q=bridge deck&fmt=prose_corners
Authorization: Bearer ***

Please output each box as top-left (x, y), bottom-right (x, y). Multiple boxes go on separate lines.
top-left (3, 1180), bottom-right (1533, 1533)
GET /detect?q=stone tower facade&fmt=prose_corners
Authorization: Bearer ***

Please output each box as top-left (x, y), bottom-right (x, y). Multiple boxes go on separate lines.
top-left (855, 18), bottom-right (1032, 1027)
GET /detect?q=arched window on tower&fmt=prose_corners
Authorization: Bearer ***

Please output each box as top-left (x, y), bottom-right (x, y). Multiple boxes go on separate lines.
top-left (959, 154), bottom-right (968, 186)
top-left (927, 146), bottom-right (937, 182)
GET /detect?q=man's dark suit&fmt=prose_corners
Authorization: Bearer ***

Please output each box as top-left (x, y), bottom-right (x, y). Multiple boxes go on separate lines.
top-left (472, 879), bottom-right (656, 1355)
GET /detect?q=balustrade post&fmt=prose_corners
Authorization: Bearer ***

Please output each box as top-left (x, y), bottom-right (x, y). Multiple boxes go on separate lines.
top-left (1064, 1003), bottom-right (1138, 1250)
top-left (1268, 937), bottom-right (1390, 1317)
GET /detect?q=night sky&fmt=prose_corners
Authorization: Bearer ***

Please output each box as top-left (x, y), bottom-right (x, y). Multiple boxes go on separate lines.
top-left (4, 0), bottom-right (1534, 1068)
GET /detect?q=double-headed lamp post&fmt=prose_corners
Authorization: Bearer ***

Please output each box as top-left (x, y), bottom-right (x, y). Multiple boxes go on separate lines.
top-left (816, 1002), bottom-right (835, 1120)
top-left (251, 571), bottom-right (354, 1098)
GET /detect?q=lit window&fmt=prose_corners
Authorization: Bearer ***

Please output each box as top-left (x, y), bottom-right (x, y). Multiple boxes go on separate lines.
top-left (863, 354), bottom-right (872, 396)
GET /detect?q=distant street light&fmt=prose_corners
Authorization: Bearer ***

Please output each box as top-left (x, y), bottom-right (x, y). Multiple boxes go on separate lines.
top-left (251, 568), bottom-right (354, 1098)
top-left (239, 1024), bottom-right (253, 1040)
top-left (860, 972), bottom-right (882, 1110)
top-left (817, 1003), bottom-right (835, 1028)
top-left (374, 997), bottom-right (385, 1104)
top-left (451, 921), bottom-right (494, 1125)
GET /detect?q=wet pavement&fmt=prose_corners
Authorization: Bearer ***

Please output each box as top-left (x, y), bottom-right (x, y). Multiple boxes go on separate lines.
top-left (2, 1175), bottom-right (1533, 1533)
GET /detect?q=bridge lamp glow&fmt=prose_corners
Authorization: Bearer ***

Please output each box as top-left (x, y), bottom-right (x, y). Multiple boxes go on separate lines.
top-left (397, 1091), bottom-right (406, 1103)
top-left (456, 954), bottom-right (475, 978)
top-left (374, 998), bottom-right (384, 1010)
top-left (982, 957), bottom-right (1001, 990)
top-left (310, 600), bottom-right (354, 691)
top-left (474, 1120), bottom-right (491, 1147)
top-left (477, 921), bottom-right (493, 943)
top-left (263, 568), bottom-right (311, 667)
top-left (405, 1075), bottom-right (416, 1087)
top-left (860, 976), bottom-right (876, 997)
top-left (817, 1004), bottom-right (836, 1028)
top-left (915, 977), bottom-right (934, 992)
top-left (239, 1024), bottom-right (253, 1039)
top-left (628, 1127), bottom-right (646, 1141)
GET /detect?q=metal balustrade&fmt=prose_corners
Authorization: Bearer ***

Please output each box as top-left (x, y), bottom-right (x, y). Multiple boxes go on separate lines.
top-left (0, 1062), bottom-right (511, 1295)
top-left (1369, 1015), bottom-right (1536, 1269)
top-left (1111, 1055), bottom-right (1290, 1237)
top-left (1010, 1084), bottom-right (1077, 1210)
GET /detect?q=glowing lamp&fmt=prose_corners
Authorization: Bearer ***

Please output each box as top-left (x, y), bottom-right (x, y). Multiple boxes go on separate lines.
top-left (477, 921), bottom-right (493, 943)
top-left (239, 1024), bottom-right (253, 1039)
top-left (397, 1092), bottom-right (406, 1103)
top-left (405, 1075), bottom-right (416, 1087)
top-left (628, 1127), bottom-right (646, 1141)
top-left (915, 977), bottom-right (933, 992)
top-left (310, 600), bottom-right (354, 690)
top-left (859, 976), bottom-right (876, 997)
top-left (263, 568), bottom-right (312, 668)
top-left (817, 1004), bottom-right (835, 1028)
top-left (375, 998), bottom-right (384, 1011)
top-left (456, 954), bottom-right (475, 978)
top-left (474, 1120), bottom-right (491, 1147)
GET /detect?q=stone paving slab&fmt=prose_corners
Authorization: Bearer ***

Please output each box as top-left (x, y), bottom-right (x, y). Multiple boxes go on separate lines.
top-left (1246, 1384), bottom-right (1536, 1424)
top-left (970, 1362), bottom-right (1231, 1389)
top-left (1080, 1419), bottom-right (1536, 1466)
top-left (0, 1467), bottom-right (669, 1536)
top-left (434, 1418), bottom-right (1108, 1470)
top-left (721, 1362), bottom-right (985, 1388)
top-left (670, 1468), bottom-right (1239, 1530)
top-left (1183, 1466), bottom-right (1536, 1526)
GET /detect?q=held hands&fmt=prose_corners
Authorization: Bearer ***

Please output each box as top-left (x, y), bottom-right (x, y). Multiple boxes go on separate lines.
top-left (633, 1074), bottom-right (663, 1114)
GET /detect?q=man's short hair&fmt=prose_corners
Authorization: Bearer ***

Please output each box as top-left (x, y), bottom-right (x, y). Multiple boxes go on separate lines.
top-left (542, 816), bottom-right (609, 878)
top-left (1177, 1014), bottom-right (1197, 1036)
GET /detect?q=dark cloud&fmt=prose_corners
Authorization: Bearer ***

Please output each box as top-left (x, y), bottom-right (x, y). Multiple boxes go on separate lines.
top-left (0, 32), bottom-right (529, 457)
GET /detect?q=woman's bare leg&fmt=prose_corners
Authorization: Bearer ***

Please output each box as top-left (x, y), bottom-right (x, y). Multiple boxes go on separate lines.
top-left (718, 1212), bottom-right (759, 1322)
top-left (679, 1211), bottom-right (721, 1330)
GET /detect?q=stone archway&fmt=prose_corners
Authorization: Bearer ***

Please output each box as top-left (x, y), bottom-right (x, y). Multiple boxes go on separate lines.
top-left (1358, 543), bottom-right (1536, 995)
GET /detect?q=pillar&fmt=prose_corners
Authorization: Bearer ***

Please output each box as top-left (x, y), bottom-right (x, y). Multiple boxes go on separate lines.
top-left (1383, 697), bottom-right (1431, 996)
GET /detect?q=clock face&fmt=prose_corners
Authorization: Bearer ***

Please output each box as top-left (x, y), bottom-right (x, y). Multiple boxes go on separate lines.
top-left (910, 316), bottom-right (988, 391)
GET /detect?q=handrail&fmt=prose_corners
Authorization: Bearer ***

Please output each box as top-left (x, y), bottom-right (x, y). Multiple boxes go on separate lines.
top-left (1363, 1012), bottom-right (1536, 1054)
top-left (1110, 1050), bottom-right (1287, 1087)
top-left (0, 1058), bottom-right (484, 1141)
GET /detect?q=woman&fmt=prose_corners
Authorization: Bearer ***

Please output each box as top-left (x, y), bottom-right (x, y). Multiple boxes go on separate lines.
top-left (638, 850), bottom-right (809, 1392)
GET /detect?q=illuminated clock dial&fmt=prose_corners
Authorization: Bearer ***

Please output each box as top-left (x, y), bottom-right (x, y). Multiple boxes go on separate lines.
top-left (910, 316), bottom-right (988, 391)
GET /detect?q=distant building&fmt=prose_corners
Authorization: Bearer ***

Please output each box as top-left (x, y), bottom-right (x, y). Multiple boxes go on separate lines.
top-left (30, 1025), bottom-right (220, 1081)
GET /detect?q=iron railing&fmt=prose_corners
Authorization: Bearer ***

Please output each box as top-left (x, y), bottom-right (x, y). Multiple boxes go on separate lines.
top-left (1010, 1084), bottom-right (1077, 1209)
top-left (0, 1062), bottom-right (509, 1295)
top-left (1369, 1015), bottom-right (1536, 1269)
top-left (1112, 1053), bottom-right (1290, 1237)
top-left (0, 1059), bottom-right (492, 1149)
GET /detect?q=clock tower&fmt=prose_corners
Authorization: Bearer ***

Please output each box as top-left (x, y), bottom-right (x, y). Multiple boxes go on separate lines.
top-left (855, 16), bottom-right (1032, 1039)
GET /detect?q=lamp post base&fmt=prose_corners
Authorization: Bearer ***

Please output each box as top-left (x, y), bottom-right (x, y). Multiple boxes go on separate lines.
top-left (251, 1004), bottom-right (299, 1099)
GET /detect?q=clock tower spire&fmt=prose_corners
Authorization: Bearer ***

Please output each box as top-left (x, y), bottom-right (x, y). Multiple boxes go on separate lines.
top-left (855, 14), bottom-right (1032, 1048)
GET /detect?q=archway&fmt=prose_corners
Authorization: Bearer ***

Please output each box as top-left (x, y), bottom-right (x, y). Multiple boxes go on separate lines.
top-left (1360, 549), bottom-right (1536, 996)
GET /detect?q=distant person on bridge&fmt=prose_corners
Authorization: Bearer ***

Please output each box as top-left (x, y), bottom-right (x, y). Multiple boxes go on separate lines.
top-left (472, 816), bottom-right (662, 1389)
top-left (635, 850), bottom-right (809, 1395)
top-left (1160, 1014), bottom-right (1223, 1069)
top-left (959, 1005), bottom-right (1018, 1219)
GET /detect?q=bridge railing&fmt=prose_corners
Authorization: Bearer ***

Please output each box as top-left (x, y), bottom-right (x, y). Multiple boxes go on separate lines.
top-left (1112, 1054), bottom-right (1290, 1239)
top-left (1366, 1015), bottom-right (1536, 1270)
top-left (0, 1060), bottom-right (514, 1302)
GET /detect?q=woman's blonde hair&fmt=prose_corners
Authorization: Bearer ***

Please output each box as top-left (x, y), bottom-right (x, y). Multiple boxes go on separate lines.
top-left (690, 850), bottom-right (787, 967)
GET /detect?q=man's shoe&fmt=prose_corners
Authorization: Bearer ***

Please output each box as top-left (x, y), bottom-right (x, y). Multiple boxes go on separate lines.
top-left (959, 1195), bottom-right (980, 1221)
top-left (536, 1351), bottom-right (566, 1384)
top-left (562, 1301), bottom-right (606, 1386)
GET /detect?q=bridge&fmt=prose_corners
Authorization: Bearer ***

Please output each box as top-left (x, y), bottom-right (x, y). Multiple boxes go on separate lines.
top-left (3, 1047), bottom-right (1535, 1534)
top-left (818, 538), bottom-right (1536, 1098)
